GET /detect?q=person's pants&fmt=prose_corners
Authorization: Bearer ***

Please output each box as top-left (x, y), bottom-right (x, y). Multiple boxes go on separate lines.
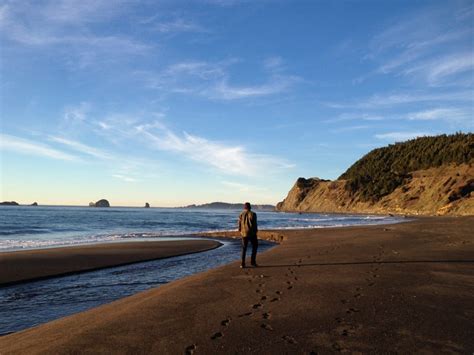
top-left (241, 235), bottom-right (258, 265)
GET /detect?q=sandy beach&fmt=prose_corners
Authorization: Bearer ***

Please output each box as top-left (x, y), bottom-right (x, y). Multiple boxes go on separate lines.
top-left (1, 217), bottom-right (473, 354)
top-left (0, 239), bottom-right (222, 286)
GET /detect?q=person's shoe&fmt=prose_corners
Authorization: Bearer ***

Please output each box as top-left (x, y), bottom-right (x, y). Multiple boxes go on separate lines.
top-left (251, 263), bottom-right (258, 267)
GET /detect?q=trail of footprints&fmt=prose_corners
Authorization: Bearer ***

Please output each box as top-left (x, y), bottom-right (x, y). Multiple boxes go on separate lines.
top-left (331, 245), bottom-right (386, 352)
top-left (185, 258), bottom-right (307, 352)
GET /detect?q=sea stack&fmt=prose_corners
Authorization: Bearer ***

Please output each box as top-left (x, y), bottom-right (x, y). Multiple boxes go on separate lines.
top-left (91, 199), bottom-right (110, 208)
top-left (31, 202), bottom-right (38, 206)
top-left (145, 203), bottom-right (150, 208)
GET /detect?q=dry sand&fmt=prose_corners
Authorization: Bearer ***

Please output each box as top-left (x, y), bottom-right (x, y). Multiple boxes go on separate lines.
top-left (0, 239), bottom-right (221, 286)
top-left (1, 217), bottom-right (473, 354)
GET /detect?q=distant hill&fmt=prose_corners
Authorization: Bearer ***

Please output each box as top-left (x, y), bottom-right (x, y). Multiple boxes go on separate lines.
top-left (0, 201), bottom-right (19, 206)
top-left (181, 202), bottom-right (275, 211)
top-left (277, 133), bottom-right (474, 216)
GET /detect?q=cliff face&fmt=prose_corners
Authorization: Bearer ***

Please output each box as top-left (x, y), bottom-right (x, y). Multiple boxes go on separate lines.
top-left (277, 163), bottom-right (474, 216)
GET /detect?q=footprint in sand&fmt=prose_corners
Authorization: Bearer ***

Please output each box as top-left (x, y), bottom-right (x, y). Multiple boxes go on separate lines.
top-left (282, 335), bottom-right (297, 344)
top-left (211, 332), bottom-right (223, 340)
top-left (346, 307), bottom-right (360, 314)
top-left (262, 312), bottom-right (272, 319)
top-left (261, 323), bottom-right (274, 331)
top-left (221, 318), bottom-right (231, 327)
top-left (275, 290), bottom-right (283, 295)
top-left (286, 281), bottom-right (293, 285)
top-left (270, 297), bottom-right (280, 302)
top-left (256, 289), bottom-right (263, 293)
top-left (185, 344), bottom-right (197, 354)
top-left (261, 295), bottom-right (268, 301)
top-left (252, 303), bottom-right (263, 309)
top-left (238, 312), bottom-right (252, 317)
top-left (287, 285), bottom-right (293, 290)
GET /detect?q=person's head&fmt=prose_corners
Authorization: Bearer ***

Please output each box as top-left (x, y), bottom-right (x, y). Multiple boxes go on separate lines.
top-left (244, 202), bottom-right (251, 210)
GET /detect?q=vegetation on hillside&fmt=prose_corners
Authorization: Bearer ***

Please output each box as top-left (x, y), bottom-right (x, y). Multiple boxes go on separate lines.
top-left (339, 133), bottom-right (474, 201)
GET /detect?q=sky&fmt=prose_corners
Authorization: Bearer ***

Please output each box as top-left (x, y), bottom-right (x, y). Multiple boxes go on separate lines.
top-left (0, 0), bottom-right (473, 207)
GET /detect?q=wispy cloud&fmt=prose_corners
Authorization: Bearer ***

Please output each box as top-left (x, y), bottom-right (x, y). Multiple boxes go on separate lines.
top-left (364, 4), bottom-right (473, 86)
top-left (136, 57), bottom-right (300, 100)
top-left (211, 75), bottom-right (299, 100)
top-left (151, 18), bottom-right (205, 34)
top-left (0, 134), bottom-right (78, 161)
top-left (375, 132), bottom-right (431, 142)
top-left (326, 90), bottom-right (473, 109)
top-left (422, 53), bottom-right (473, 85)
top-left (406, 108), bottom-right (472, 122)
top-left (133, 121), bottom-right (293, 176)
top-left (0, 1), bottom-right (150, 67)
top-left (48, 136), bottom-right (114, 160)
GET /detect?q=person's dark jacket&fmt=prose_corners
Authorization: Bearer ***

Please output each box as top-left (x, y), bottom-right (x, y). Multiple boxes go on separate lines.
top-left (238, 210), bottom-right (258, 237)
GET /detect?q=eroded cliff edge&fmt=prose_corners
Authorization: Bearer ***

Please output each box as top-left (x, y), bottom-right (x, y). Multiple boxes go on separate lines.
top-left (277, 134), bottom-right (474, 216)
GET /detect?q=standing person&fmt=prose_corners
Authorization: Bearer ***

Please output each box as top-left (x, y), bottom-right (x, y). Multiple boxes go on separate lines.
top-left (238, 202), bottom-right (258, 268)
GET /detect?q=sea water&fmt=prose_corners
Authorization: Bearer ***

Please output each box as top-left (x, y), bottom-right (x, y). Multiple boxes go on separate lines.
top-left (0, 206), bottom-right (402, 335)
top-left (0, 206), bottom-right (400, 251)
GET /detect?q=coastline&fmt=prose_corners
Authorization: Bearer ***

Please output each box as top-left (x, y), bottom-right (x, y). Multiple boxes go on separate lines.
top-left (0, 240), bottom-right (222, 286)
top-left (1, 216), bottom-right (473, 353)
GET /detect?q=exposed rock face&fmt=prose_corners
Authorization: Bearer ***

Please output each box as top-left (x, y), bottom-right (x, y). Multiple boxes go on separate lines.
top-left (276, 164), bottom-right (474, 216)
top-left (0, 201), bottom-right (19, 206)
top-left (145, 203), bottom-right (150, 208)
top-left (91, 199), bottom-right (110, 208)
top-left (31, 202), bottom-right (38, 206)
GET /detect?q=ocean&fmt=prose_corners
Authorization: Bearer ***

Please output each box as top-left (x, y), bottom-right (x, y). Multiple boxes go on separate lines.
top-left (0, 206), bottom-right (402, 335)
top-left (0, 206), bottom-right (401, 251)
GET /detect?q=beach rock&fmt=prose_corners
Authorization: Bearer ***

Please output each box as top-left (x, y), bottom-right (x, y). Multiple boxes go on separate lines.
top-left (145, 203), bottom-right (150, 208)
top-left (0, 201), bottom-right (19, 206)
top-left (91, 199), bottom-right (110, 208)
top-left (31, 202), bottom-right (38, 206)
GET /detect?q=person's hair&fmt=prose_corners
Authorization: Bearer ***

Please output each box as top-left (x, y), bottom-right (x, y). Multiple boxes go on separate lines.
top-left (244, 202), bottom-right (251, 210)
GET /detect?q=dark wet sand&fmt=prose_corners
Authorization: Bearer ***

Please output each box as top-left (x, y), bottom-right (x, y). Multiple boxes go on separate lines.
top-left (0, 240), bottom-right (222, 286)
top-left (1, 217), bottom-right (473, 354)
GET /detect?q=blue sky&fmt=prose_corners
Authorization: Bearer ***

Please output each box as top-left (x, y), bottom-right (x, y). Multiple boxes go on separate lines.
top-left (0, 0), bottom-right (473, 206)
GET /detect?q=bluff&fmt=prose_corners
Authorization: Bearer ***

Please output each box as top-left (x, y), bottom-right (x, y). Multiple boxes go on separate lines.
top-left (277, 133), bottom-right (474, 216)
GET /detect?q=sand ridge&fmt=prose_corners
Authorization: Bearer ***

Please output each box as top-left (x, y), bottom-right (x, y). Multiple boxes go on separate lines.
top-left (0, 239), bottom-right (222, 286)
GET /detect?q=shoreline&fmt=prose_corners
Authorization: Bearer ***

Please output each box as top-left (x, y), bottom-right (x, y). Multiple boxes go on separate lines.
top-left (1, 216), bottom-right (473, 353)
top-left (0, 239), bottom-right (222, 287)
